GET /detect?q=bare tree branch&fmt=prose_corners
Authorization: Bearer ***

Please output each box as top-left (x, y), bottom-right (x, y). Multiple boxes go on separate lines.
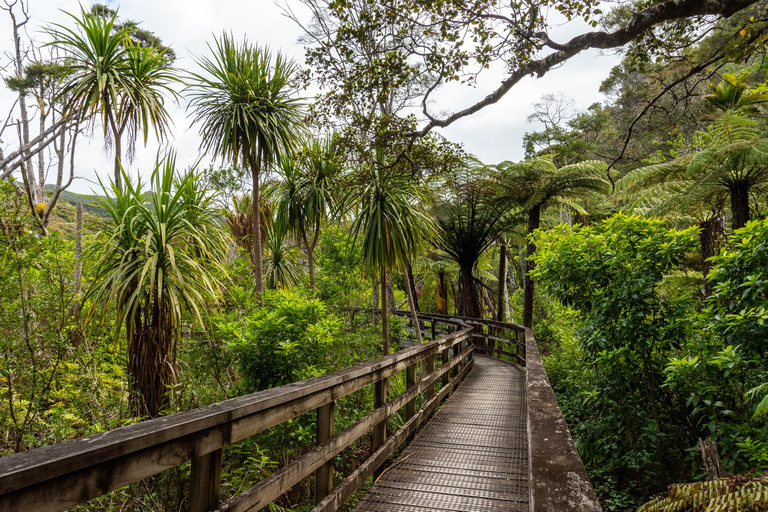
top-left (416, 0), bottom-right (759, 137)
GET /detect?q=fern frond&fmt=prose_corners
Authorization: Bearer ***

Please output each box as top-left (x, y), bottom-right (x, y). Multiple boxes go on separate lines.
top-left (637, 476), bottom-right (768, 512)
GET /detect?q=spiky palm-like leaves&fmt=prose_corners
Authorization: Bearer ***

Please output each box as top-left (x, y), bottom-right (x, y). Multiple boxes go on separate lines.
top-left (705, 71), bottom-right (768, 113)
top-left (263, 224), bottom-right (305, 290)
top-left (346, 155), bottom-right (435, 353)
top-left (275, 134), bottom-right (342, 289)
top-left (187, 34), bottom-right (305, 296)
top-left (84, 155), bottom-right (228, 417)
top-left (47, 8), bottom-right (177, 186)
top-left (497, 156), bottom-right (609, 327)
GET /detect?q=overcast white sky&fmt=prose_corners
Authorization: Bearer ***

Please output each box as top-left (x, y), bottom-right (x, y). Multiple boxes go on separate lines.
top-left (1, 0), bottom-right (621, 194)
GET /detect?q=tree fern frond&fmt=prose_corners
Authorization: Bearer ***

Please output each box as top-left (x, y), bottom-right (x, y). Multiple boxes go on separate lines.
top-left (637, 476), bottom-right (768, 512)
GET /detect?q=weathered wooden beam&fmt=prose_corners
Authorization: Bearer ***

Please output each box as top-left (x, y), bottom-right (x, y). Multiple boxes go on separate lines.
top-left (405, 363), bottom-right (417, 444)
top-left (314, 402), bottom-right (335, 505)
top-left (372, 377), bottom-right (388, 480)
top-left (190, 448), bottom-right (222, 512)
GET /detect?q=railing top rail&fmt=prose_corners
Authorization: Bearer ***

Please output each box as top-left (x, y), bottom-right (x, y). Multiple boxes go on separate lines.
top-left (0, 326), bottom-right (472, 497)
top-left (393, 310), bottom-right (527, 333)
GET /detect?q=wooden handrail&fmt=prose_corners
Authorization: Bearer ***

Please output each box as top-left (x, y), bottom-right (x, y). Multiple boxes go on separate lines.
top-left (0, 323), bottom-right (475, 512)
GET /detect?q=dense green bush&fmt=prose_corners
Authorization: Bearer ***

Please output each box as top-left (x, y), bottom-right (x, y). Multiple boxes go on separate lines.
top-left (533, 213), bottom-right (768, 509)
top-left (532, 214), bottom-right (701, 507)
top-left (219, 289), bottom-right (342, 391)
top-left (707, 218), bottom-right (768, 355)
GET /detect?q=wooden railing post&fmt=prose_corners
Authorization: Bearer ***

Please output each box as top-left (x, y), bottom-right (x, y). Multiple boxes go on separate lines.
top-left (405, 363), bottom-right (417, 443)
top-left (189, 448), bottom-right (222, 512)
top-left (425, 351), bottom-right (436, 400)
top-left (452, 340), bottom-right (460, 378)
top-left (373, 377), bottom-right (388, 478)
top-left (314, 401), bottom-right (335, 504)
top-left (431, 321), bottom-right (436, 340)
top-left (441, 346), bottom-right (449, 387)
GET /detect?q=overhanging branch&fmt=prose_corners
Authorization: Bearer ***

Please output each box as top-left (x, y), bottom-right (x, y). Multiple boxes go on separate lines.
top-left (415, 0), bottom-right (760, 137)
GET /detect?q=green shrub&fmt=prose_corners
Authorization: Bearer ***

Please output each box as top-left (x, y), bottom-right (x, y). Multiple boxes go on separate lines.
top-left (220, 289), bottom-right (342, 391)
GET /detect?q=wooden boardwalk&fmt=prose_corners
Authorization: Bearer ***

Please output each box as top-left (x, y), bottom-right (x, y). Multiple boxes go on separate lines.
top-left (353, 355), bottom-right (529, 512)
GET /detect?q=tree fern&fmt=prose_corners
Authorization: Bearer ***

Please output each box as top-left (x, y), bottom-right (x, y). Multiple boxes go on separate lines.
top-left (637, 476), bottom-right (768, 512)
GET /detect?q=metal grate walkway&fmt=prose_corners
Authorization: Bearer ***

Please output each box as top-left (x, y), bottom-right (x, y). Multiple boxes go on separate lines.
top-left (353, 355), bottom-right (529, 512)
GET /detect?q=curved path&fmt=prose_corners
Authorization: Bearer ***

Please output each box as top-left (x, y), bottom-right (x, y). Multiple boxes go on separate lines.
top-left (353, 355), bottom-right (529, 512)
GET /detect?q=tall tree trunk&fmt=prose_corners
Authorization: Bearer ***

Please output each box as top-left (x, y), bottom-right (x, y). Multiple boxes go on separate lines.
top-left (730, 185), bottom-right (750, 229)
top-left (406, 262), bottom-right (419, 312)
top-left (449, 278), bottom-right (458, 315)
top-left (306, 217), bottom-right (321, 290)
top-left (249, 149), bottom-right (264, 298)
top-left (497, 239), bottom-right (508, 322)
top-left (523, 205), bottom-right (541, 328)
top-left (105, 105), bottom-right (123, 188)
top-left (128, 305), bottom-right (171, 418)
top-left (404, 266), bottom-right (422, 344)
top-left (380, 267), bottom-right (389, 356)
top-left (372, 276), bottom-right (379, 328)
top-left (457, 264), bottom-right (483, 318)
top-left (436, 272), bottom-right (449, 315)
top-left (386, 273), bottom-right (396, 315)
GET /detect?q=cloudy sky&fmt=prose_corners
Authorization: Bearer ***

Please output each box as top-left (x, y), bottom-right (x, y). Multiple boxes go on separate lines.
top-left (1, 0), bottom-right (621, 194)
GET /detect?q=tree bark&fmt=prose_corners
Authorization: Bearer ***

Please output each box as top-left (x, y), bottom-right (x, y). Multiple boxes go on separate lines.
top-left (406, 262), bottom-right (419, 311)
top-left (386, 273), bottom-right (396, 315)
top-left (404, 266), bottom-right (422, 344)
top-left (698, 438), bottom-right (724, 480)
top-left (730, 185), bottom-right (750, 229)
top-left (436, 272), bottom-right (449, 315)
top-left (105, 103), bottom-right (122, 188)
top-left (523, 204), bottom-right (541, 328)
top-left (497, 239), bottom-right (508, 322)
top-left (128, 304), bottom-right (171, 418)
top-left (306, 217), bottom-right (321, 290)
top-left (457, 264), bottom-right (483, 319)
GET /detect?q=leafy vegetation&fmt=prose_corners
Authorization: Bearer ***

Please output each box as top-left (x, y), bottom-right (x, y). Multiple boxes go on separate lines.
top-left (3, 1), bottom-right (768, 511)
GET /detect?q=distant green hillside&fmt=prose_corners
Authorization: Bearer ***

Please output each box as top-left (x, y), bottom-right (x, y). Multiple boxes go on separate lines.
top-left (43, 185), bottom-right (110, 238)
top-left (44, 185), bottom-right (110, 217)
